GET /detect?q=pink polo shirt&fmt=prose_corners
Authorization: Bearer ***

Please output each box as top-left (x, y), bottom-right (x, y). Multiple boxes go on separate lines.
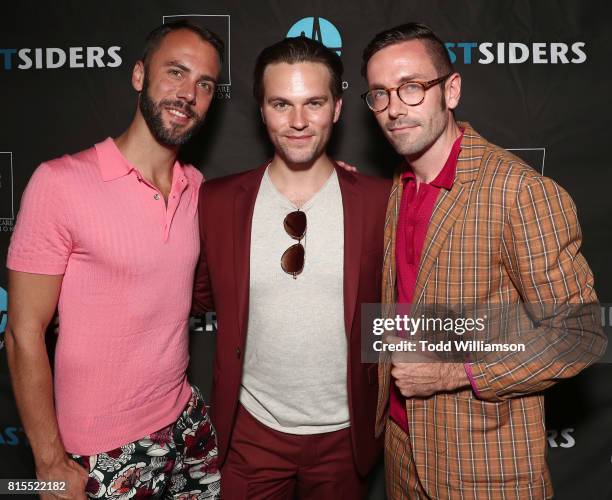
top-left (7, 138), bottom-right (202, 455)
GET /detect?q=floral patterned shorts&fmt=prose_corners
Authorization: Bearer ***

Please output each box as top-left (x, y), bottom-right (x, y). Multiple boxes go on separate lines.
top-left (70, 385), bottom-right (220, 499)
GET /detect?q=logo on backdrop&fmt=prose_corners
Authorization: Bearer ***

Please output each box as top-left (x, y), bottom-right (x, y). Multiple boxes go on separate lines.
top-left (164, 14), bottom-right (232, 100)
top-left (0, 286), bottom-right (7, 350)
top-left (0, 152), bottom-right (14, 233)
top-left (0, 47), bottom-right (122, 70)
top-left (287, 17), bottom-right (342, 56)
top-left (0, 427), bottom-right (28, 446)
top-left (190, 312), bottom-right (218, 334)
top-left (445, 42), bottom-right (586, 65)
top-left (286, 17), bottom-right (348, 90)
top-left (547, 428), bottom-right (576, 448)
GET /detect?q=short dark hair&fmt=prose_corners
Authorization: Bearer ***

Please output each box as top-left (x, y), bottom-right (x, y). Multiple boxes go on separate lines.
top-left (141, 20), bottom-right (224, 67)
top-left (361, 23), bottom-right (453, 78)
top-left (253, 36), bottom-right (343, 104)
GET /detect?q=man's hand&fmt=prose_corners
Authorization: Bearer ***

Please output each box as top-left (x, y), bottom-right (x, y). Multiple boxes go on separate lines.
top-left (37, 455), bottom-right (88, 500)
top-left (335, 160), bottom-right (358, 173)
top-left (391, 361), bottom-right (470, 398)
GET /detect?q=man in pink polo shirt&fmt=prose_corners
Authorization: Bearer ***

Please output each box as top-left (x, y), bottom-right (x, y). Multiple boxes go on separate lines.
top-left (5, 21), bottom-right (222, 499)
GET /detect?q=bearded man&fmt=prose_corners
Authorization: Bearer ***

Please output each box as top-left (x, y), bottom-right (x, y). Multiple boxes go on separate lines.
top-left (5, 21), bottom-right (222, 499)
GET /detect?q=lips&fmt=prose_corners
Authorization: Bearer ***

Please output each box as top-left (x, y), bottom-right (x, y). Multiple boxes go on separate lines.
top-left (160, 98), bottom-right (196, 125)
top-left (165, 107), bottom-right (193, 125)
top-left (285, 135), bottom-right (313, 141)
top-left (167, 108), bottom-right (189, 119)
top-left (388, 124), bottom-right (419, 133)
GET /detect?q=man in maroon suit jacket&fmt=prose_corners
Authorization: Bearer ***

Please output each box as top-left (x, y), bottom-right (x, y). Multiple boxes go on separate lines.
top-left (192, 37), bottom-right (390, 499)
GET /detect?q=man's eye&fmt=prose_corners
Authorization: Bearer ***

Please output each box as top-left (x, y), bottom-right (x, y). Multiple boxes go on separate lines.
top-left (198, 81), bottom-right (213, 92)
top-left (273, 102), bottom-right (287, 110)
top-left (372, 90), bottom-right (387, 100)
top-left (308, 101), bottom-right (323, 107)
top-left (169, 69), bottom-right (182, 78)
top-left (401, 83), bottom-right (421, 94)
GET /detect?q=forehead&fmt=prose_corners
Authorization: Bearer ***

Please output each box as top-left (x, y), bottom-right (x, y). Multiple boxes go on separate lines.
top-left (262, 62), bottom-right (333, 97)
top-left (366, 39), bottom-right (437, 85)
top-left (149, 29), bottom-right (220, 69)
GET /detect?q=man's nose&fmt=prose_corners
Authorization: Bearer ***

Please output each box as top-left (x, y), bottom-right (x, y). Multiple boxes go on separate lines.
top-left (387, 90), bottom-right (407, 120)
top-left (289, 106), bottom-right (308, 129)
top-left (177, 79), bottom-right (197, 104)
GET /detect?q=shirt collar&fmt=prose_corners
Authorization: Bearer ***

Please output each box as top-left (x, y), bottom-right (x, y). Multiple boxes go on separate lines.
top-left (95, 137), bottom-right (136, 181)
top-left (94, 137), bottom-right (189, 186)
top-left (401, 129), bottom-right (464, 190)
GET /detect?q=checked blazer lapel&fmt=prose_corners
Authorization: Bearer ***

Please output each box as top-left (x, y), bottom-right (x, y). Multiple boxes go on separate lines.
top-left (375, 123), bottom-right (485, 436)
top-left (412, 124), bottom-right (484, 305)
top-left (375, 170), bottom-right (403, 435)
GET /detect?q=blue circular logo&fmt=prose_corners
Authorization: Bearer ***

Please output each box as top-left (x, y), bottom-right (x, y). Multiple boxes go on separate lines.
top-left (0, 287), bottom-right (7, 335)
top-left (287, 17), bottom-right (342, 56)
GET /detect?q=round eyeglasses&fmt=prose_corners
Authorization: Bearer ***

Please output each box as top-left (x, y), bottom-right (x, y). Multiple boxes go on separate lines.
top-left (361, 73), bottom-right (452, 112)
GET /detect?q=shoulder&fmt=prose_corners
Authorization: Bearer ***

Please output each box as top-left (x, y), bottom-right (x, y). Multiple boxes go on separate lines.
top-left (466, 132), bottom-right (566, 201)
top-left (27, 145), bottom-right (99, 191)
top-left (481, 145), bottom-right (568, 200)
top-left (461, 123), bottom-right (542, 189)
top-left (337, 168), bottom-right (392, 200)
top-left (201, 164), bottom-right (267, 195)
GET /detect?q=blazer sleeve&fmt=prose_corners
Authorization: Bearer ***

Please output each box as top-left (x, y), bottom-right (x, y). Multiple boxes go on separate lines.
top-left (192, 183), bottom-right (215, 316)
top-left (468, 175), bottom-right (607, 401)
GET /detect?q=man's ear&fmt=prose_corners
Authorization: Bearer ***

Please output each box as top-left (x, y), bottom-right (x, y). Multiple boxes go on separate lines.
top-left (132, 60), bottom-right (145, 92)
top-left (445, 72), bottom-right (461, 111)
top-left (333, 97), bottom-right (343, 123)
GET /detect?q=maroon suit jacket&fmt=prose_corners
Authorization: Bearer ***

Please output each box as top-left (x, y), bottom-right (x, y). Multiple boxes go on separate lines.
top-left (192, 163), bottom-right (391, 476)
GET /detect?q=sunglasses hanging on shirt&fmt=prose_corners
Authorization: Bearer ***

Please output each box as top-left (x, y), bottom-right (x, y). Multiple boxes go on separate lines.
top-left (281, 209), bottom-right (306, 279)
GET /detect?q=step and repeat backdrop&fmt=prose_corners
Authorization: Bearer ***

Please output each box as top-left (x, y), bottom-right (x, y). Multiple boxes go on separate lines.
top-left (1, 1), bottom-right (611, 498)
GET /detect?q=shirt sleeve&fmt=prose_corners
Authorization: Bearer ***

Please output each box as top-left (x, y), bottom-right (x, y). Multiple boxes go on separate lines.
top-left (7, 162), bottom-right (73, 275)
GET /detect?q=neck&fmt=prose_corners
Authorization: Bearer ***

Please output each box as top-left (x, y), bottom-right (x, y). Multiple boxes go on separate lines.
top-left (267, 153), bottom-right (335, 207)
top-left (405, 116), bottom-right (462, 184)
top-left (114, 110), bottom-right (178, 182)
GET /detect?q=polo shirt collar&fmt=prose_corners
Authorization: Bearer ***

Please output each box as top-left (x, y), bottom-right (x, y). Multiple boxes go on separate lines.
top-left (95, 137), bottom-right (137, 181)
top-left (400, 129), bottom-right (464, 190)
top-left (94, 137), bottom-right (189, 186)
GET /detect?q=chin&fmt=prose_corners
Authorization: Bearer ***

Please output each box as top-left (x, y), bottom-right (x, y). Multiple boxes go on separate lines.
top-left (281, 150), bottom-right (317, 165)
top-left (287, 157), bottom-right (316, 167)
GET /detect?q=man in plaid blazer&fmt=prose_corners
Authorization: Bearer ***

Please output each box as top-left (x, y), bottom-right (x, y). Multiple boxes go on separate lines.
top-left (360, 23), bottom-right (606, 499)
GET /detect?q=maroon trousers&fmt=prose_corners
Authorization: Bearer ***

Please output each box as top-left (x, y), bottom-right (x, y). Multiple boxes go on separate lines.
top-left (221, 405), bottom-right (367, 499)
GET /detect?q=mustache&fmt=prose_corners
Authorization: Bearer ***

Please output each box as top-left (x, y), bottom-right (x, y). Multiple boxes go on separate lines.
top-left (386, 119), bottom-right (421, 132)
top-left (160, 99), bottom-right (197, 119)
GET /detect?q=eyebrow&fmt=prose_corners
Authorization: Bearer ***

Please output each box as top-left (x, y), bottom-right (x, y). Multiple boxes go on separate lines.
top-left (165, 60), bottom-right (218, 84)
top-left (266, 95), bottom-right (330, 103)
top-left (368, 73), bottom-right (428, 89)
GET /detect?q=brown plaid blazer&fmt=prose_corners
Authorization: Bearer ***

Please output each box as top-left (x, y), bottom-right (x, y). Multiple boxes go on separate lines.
top-left (376, 123), bottom-right (606, 499)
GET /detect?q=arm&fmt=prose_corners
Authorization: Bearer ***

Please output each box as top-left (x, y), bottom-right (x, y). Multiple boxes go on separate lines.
top-left (469, 176), bottom-right (607, 401)
top-left (192, 184), bottom-right (214, 316)
top-left (6, 271), bottom-right (87, 499)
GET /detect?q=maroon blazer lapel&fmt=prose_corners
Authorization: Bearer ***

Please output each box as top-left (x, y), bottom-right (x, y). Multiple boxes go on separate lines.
top-left (336, 166), bottom-right (363, 340)
top-left (233, 164), bottom-right (267, 343)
